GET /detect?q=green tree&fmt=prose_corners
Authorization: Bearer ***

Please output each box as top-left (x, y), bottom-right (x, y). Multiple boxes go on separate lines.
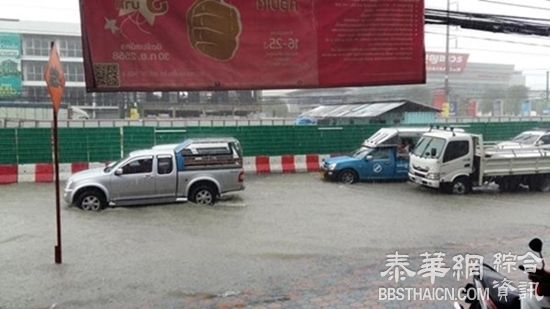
top-left (504, 85), bottom-right (529, 115)
top-left (480, 87), bottom-right (506, 114)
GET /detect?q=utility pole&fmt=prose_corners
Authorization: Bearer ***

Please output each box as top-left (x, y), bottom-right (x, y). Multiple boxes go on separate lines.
top-left (444, 0), bottom-right (451, 104)
top-left (546, 71), bottom-right (549, 108)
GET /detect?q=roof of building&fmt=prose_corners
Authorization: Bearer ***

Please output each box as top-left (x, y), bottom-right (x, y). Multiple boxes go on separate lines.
top-left (0, 19), bottom-right (80, 36)
top-left (300, 100), bottom-right (440, 119)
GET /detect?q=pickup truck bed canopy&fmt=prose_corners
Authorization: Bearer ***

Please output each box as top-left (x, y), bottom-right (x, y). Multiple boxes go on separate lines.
top-left (364, 127), bottom-right (429, 148)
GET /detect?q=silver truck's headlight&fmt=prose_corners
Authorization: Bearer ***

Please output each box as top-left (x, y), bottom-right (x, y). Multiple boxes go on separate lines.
top-left (328, 163), bottom-right (337, 171)
top-left (65, 179), bottom-right (74, 190)
top-left (426, 173), bottom-right (440, 180)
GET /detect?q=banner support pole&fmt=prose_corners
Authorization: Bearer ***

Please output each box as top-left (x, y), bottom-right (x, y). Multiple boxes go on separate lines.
top-left (53, 104), bottom-right (62, 264)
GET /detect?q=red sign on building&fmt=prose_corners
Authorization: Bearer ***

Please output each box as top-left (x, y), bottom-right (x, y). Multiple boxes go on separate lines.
top-left (425, 52), bottom-right (469, 73)
top-left (80, 0), bottom-right (425, 91)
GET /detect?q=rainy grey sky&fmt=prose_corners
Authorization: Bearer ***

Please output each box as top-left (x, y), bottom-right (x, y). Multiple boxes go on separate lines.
top-left (1, 0), bottom-right (550, 89)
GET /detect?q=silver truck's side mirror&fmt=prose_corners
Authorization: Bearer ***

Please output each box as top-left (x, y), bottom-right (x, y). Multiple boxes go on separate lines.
top-left (366, 155), bottom-right (373, 161)
top-left (430, 148), bottom-right (437, 157)
top-left (114, 168), bottom-right (123, 176)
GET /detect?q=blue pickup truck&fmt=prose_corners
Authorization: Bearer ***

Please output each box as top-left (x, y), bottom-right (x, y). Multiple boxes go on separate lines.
top-left (321, 127), bottom-right (429, 184)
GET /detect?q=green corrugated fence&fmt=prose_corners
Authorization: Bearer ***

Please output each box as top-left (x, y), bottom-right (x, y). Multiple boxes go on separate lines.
top-left (0, 122), bottom-right (549, 165)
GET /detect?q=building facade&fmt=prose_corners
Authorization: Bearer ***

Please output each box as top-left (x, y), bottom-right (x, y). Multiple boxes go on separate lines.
top-left (282, 52), bottom-right (527, 117)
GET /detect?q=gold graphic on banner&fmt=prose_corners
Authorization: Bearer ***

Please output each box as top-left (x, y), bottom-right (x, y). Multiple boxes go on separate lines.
top-left (117, 0), bottom-right (169, 26)
top-left (187, 0), bottom-right (242, 61)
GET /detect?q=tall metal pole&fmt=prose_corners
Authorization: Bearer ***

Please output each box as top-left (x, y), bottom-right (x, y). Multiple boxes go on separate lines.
top-left (444, 0), bottom-right (451, 103)
top-left (53, 108), bottom-right (62, 264)
top-left (546, 71), bottom-right (549, 108)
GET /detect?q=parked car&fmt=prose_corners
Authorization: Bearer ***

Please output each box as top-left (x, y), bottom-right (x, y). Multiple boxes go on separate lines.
top-left (64, 138), bottom-right (244, 211)
top-left (295, 117), bottom-right (317, 125)
top-left (321, 127), bottom-right (431, 184)
top-left (496, 128), bottom-right (550, 149)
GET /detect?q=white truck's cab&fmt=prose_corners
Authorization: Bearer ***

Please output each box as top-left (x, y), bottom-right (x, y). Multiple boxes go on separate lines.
top-left (409, 129), bottom-right (480, 194)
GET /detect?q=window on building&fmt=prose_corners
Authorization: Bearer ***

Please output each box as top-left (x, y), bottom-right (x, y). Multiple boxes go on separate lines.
top-left (63, 63), bottom-right (85, 82)
top-left (59, 38), bottom-right (82, 58)
top-left (23, 36), bottom-right (50, 56)
top-left (23, 36), bottom-right (82, 58)
top-left (64, 88), bottom-right (86, 104)
top-left (23, 62), bottom-right (45, 81)
top-left (24, 87), bottom-right (48, 101)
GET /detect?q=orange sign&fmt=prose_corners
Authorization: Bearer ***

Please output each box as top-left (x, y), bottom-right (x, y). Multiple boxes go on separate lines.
top-left (44, 42), bottom-right (66, 113)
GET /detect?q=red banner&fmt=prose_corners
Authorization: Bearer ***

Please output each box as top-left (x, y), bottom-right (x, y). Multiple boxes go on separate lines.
top-left (80, 0), bottom-right (425, 91)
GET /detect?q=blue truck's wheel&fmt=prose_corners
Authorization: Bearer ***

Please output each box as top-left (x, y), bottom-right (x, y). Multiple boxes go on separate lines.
top-left (338, 169), bottom-right (358, 184)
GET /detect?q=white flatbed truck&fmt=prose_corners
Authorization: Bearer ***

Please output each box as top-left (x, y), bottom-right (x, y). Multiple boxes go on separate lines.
top-left (408, 129), bottom-right (550, 194)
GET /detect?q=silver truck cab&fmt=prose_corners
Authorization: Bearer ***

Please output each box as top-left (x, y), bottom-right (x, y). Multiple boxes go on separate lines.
top-left (64, 137), bottom-right (244, 211)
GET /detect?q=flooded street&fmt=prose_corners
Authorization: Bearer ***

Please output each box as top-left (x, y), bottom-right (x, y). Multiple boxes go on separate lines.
top-left (1, 174), bottom-right (549, 308)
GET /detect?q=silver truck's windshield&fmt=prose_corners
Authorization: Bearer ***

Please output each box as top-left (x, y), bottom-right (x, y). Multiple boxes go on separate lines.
top-left (104, 158), bottom-right (125, 173)
top-left (413, 137), bottom-right (446, 158)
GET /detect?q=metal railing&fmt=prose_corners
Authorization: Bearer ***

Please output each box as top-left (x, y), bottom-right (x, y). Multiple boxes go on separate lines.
top-left (484, 145), bottom-right (550, 157)
top-left (1, 118), bottom-right (297, 128)
top-left (436, 116), bottom-right (550, 123)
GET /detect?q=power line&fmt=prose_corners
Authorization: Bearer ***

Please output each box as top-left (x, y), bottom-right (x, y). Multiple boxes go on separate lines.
top-left (426, 8), bottom-right (550, 36)
top-left (426, 30), bottom-right (550, 47)
top-left (478, 0), bottom-right (550, 11)
top-left (426, 8), bottom-right (550, 23)
top-left (429, 45), bottom-right (550, 57)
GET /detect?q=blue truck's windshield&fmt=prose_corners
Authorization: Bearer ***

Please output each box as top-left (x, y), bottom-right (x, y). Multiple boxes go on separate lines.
top-left (352, 146), bottom-right (374, 159)
top-left (413, 137), bottom-right (446, 158)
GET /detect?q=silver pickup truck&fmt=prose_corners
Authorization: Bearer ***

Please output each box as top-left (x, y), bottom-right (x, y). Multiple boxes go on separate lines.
top-left (64, 138), bottom-right (245, 211)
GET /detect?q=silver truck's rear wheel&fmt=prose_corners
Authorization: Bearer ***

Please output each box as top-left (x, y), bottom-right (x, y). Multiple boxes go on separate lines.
top-left (191, 185), bottom-right (217, 206)
top-left (76, 189), bottom-right (106, 211)
top-left (451, 177), bottom-right (471, 195)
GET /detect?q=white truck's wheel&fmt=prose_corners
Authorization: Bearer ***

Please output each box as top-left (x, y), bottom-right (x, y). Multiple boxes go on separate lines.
top-left (536, 176), bottom-right (550, 192)
top-left (451, 177), bottom-right (471, 195)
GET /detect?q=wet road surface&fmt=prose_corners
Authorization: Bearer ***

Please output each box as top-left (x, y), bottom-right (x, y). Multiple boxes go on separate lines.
top-left (1, 174), bottom-right (549, 308)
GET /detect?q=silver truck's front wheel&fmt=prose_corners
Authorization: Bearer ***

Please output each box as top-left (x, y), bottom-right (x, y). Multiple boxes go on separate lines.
top-left (76, 190), bottom-right (106, 211)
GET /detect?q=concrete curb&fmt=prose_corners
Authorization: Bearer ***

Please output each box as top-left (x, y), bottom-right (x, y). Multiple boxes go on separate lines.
top-left (0, 154), bottom-right (330, 184)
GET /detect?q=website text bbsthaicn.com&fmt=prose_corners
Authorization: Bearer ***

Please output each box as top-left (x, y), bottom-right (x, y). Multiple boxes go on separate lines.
top-left (378, 287), bottom-right (490, 302)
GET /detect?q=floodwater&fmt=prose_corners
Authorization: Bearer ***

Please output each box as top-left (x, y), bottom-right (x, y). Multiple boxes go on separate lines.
top-left (1, 174), bottom-right (549, 308)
